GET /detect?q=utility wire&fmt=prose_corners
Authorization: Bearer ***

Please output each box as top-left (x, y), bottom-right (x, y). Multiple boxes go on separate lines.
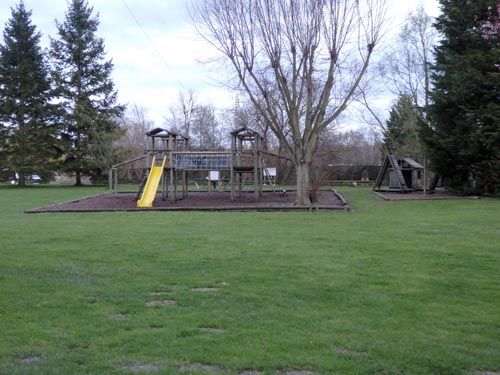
top-left (120, 0), bottom-right (186, 90)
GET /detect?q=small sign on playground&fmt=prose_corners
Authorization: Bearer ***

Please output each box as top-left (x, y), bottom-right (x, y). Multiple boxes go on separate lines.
top-left (209, 171), bottom-right (220, 181)
top-left (264, 168), bottom-right (276, 177)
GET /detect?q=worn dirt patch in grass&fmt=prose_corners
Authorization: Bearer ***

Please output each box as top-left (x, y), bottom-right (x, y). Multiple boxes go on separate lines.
top-left (150, 325), bottom-right (164, 330)
top-left (276, 371), bottom-right (319, 375)
top-left (238, 371), bottom-right (262, 375)
top-left (121, 364), bottom-right (162, 372)
top-left (68, 343), bottom-right (90, 350)
top-left (19, 355), bottom-right (41, 363)
top-left (110, 313), bottom-right (128, 320)
top-left (178, 363), bottom-right (224, 373)
top-left (334, 346), bottom-right (365, 355)
top-left (199, 327), bottom-right (226, 333)
top-left (191, 287), bottom-right (220, 292)
top-left (145, 300), bottom-right (177, 307)
top-left (149, 291), bottom-right (172, 296)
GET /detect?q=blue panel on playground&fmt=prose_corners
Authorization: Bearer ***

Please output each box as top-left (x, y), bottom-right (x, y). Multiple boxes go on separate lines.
top-left (175, 154), bottom-right (231, 170)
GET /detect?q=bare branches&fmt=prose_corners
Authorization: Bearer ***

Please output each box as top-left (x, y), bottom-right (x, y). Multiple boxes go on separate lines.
top-left (381, 6), bottom-right (437, 112)
top-left (190, 0), bottom-right (387, 204)
top-left (192, 0), bottom-right (386, 133)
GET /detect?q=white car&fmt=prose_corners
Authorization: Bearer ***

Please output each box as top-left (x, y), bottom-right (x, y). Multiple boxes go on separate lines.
top-left (10, 174), bottom-right (42, 184)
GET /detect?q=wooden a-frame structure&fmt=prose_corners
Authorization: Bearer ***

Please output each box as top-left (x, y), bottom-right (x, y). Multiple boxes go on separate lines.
top-left (373, 154), bottom-right (415, 193)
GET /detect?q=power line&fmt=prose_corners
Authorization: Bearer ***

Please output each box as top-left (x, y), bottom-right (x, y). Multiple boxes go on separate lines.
top-left (120, 0), bottom-right (186, 90)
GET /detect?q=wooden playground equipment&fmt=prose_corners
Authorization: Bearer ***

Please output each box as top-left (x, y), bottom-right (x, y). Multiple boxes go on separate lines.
top-left (109, 127), bottom-right (270, 207)
top-left (373, 153), bottom-right (440, 193)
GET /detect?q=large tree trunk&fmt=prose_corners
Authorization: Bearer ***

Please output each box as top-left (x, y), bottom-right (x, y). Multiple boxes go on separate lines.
top-left (295, 161), bottom-right (311, 206)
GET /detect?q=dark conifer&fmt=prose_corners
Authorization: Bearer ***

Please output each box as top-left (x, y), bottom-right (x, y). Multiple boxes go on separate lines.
top-left (50, 0), bottom-right (125, 185)
top-left (0, 2), bottom-right (60, 186)
top-left (425, 0), bottom-right (500, 194)
top-left (383, 94), bottom-right (422, 160)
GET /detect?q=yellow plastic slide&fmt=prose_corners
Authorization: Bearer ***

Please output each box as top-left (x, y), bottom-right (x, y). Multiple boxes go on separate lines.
top-left (137, 156), bottom-right (167, 208)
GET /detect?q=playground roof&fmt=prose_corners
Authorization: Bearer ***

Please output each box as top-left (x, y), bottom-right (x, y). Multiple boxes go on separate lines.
top-left (146, 127), bottom-right (189, 140)
top-left (401, 158), bottom-right (424, 169)
top-left (230, 127), bottom-right (262, 139)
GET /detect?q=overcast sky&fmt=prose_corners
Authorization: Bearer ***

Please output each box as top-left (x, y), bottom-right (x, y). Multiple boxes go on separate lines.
top-left (0, 0), bottom-right (441, 127)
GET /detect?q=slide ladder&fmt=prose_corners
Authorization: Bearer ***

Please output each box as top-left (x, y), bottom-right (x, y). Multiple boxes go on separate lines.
top-left (374, 154), bottom-right (411, 192)
top-left (387, 155), bottom-right (411, 192)
top-left (137, 155), bottom-right (167, 208)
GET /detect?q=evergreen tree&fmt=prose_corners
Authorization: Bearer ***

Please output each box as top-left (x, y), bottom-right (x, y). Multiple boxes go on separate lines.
top-left (50, 0), bottom-right (125, 185)
top-left (481, 1), bottom-right (500, 38)
top-left (0, 114), bottom-right (7, 173)
top-left (0, 2), bottom-right (60, 186)
top-left (425, 0), bottom-right (500, 194)
top-left (383, 94), bottom-right (422, 160)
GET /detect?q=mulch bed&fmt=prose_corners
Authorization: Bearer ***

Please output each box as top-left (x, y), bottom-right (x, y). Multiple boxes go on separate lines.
top-left (373, 190), bottom-right (478, 201)
top-left (26, 190), bottom-right (350, 213)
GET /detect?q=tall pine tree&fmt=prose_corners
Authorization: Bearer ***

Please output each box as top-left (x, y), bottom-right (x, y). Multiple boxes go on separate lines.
top-left (425, 0), bottom-right (500, 194)
top-left (383, 94), bottom-right (422, 160)
top-left (50, 0), bottom-right (125, 185)
top-left (0, 2), bottom-right (60, 186)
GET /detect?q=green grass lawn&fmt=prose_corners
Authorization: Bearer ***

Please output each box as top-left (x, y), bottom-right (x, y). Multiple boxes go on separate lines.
top-left (0, 186), bottom-right (499, 375)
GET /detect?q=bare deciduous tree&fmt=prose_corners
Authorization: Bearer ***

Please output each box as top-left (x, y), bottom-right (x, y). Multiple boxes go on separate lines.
top-left (192, 103), bottom-right (226, 150)
top-left (381, 6), bottom-right (437, 192)
top-left (191, 0), bottom-right (386, 205)
top-left (118, 104), bottom-right (154, 180)
top-left (312, 128), bottom-right (381, 170)
top-left (165, 89), bottom-right (196, 138)
top-left (120, 104), bottom-right (153, 154)
top-left (382, 6), bottom-right (437, 114)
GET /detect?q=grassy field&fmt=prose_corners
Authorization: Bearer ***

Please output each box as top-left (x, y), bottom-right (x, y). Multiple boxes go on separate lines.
top-left (0, 186), bottom-right (499, 375)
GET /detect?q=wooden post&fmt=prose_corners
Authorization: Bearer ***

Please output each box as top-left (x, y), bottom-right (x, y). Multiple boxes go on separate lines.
top-left (254, 141), bottom-right (259, 201)
top-left (108, 169), bottom-right (113, 192)
top-left (183, 171), bottom-right (188, 199)
top-left (162, 167), bottom-right (167, 201)
top-left (230, 133), bottom-right (236, 201)
top-left (169, 151), bottom-right (175, 202)
top-left (174, 169), bottom-right (177, 200)
top-left (238, 172), bottom-right (243, 196)
top-left (423, 152), bottom-right (427, 195)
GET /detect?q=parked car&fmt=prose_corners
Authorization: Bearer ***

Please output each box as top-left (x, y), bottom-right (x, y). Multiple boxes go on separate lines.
top-left (10, 174), bottom-right (42, 184)
top-left (30, 174), bottom-right (41, 183)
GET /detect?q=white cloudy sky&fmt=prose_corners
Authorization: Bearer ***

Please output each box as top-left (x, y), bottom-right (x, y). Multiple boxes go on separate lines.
top-left (0, 0), bottom-right (441, 126)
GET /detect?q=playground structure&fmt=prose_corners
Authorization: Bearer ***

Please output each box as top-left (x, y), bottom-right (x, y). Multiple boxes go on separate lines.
top-left (373, 153), bottom-right (440, 193)
top-left (136, 155), bottom-right (167, 208)
top-left (109, 127), bottom-right (271, 207)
